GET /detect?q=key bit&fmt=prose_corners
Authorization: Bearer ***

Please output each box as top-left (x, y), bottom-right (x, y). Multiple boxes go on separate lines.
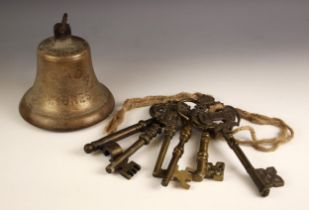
top-left (153, 167), bottom-right (192, 189)
top-left (186, 161), bottom-right (225, 182)
top-left (255, 167), bottom-right (284, 188)
top-left (117, 161), bottom-right (141, 179)
top-left (173, 166), bottom-right (192, 189)
top-left (205, 162), bottom-right (225, 181)
top-left (100, 141), bottom-right (141, 179)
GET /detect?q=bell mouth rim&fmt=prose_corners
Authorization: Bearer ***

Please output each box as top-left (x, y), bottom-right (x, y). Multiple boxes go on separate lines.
top-left (19, 84), bottom-right (115, 132)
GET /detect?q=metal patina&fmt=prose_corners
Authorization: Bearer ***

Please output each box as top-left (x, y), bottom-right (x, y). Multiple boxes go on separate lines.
top-left (84, 94), bottom-right (284, 197)
top-left (19, 14), bottom-right (115, 131)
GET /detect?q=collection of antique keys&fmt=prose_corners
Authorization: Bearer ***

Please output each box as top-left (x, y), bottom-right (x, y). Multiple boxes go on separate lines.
top-left (84, 95), bottom-right (284, 197)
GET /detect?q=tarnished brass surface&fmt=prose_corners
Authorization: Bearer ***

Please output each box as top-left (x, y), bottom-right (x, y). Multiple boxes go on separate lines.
top-left (101, 141), bottom-right (141, 179)
top-left (84, 119), bottom-right (154, 153)
top-left (105, 123), bottom-right (162, 173)
top-left (190, 131), bottom-right (210, 182)
top-left (151, 102), bottom-right (188, 177)
top-left (19, 14), bottom-right (114, 131)
top-left (84, 94), bottom-right (285, 196)
top-left (161, 123), bottom-right (192, 186)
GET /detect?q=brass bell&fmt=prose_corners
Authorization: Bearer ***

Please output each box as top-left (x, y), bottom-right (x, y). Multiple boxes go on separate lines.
top-left (19, 14), bottom-right (115, 131)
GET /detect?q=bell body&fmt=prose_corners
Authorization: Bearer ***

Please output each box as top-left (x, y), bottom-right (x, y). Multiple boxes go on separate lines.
top-left (20, 35), bottom-right (115, 131)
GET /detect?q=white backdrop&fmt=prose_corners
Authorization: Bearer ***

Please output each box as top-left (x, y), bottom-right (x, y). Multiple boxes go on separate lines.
top-left (0, 1), bottom-right (308, 210)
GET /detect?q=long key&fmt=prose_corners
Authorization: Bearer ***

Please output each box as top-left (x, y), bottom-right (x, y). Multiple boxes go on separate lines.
top-left (153, 125), bottom-right (177, 177)
top-left (106, 123), bottom-right (162, 173)
top-left (222, 132), bottom-right (284, 197)
top-left (191, 131), bottom-right (210, 181)
top-left (161, 123), bottom-right (192, 186)
top-left (84, 119), bottom-right (154, 153)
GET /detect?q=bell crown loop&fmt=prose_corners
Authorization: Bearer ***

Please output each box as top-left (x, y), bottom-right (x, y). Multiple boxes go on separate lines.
top-left (54, 13), bottom-right (71, 39)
